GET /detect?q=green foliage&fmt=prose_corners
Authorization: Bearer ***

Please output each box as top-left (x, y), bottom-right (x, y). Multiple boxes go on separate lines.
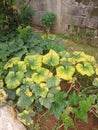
top-left (0, 0), bottom-right (34, 31)
top-left (0, 27), bottom-right (64, 75)
top-left (50, 92), bottom-right (67, 119)
top-left (0, 0), bottom-right (18, 30)
top-left (43, 49), bottom-right (59, 66)
top-left (61, 93), bottom-right (97, 129)
top-left (17, 26), bottom-right (34, 41)
top-left (41, 12), bottom-right (56, 27)
top-left (2, 49), bottom-right (98, 128)
top-left (18, 109), bottom-right (35, 126)
top-left (18, 6), bottom-right (34, 27)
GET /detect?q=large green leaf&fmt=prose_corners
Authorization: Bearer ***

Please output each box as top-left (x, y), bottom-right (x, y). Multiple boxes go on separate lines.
top-left (56, 65), bottom-right (75, 80)
top-left (4, 57), bottom-right (20, 69)
top-left (79, 100), bottom-right (91, 112)
top-left (5, 71), bottom-right (24, 89)
top-left (32, 67), bottom-right (52, 84)
top-left (39, 93), bottom-right (54, 109)
top-left (68, 92), bottom-right (79, 106)
top-left (76, 62), bottom-right (94, 76)
top-left (43, 49), bottom-right (59, 66)
top-left (17, 95), bottom-right (34, 109)
top-left (46, 76), bottom-right (60, 88)
top-left (24, 54), bottom-right (42, 70)
top-left (50, 92), bottom-right (67, 119)
top-left (73, 108), bottom-right (88, 122)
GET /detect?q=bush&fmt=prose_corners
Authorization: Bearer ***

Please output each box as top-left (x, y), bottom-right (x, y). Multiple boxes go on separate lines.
top-left (0, 0), bottom-right (34, 31)
top-left (41, 12), bottom-right (56, 33)
top-left (41, 12), bottom-right (56, 27)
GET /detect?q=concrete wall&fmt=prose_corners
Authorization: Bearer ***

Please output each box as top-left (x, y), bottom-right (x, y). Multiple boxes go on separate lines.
top-left (31, 0), bottom-right (98, 33)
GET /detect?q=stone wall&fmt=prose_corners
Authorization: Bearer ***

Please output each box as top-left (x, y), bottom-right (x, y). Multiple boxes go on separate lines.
top-left (31, 0), bottom-right (98, 33)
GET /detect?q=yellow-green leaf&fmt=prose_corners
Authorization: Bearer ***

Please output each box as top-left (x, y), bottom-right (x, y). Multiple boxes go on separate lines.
top-left (39, 83), bottom-right (49, 98)
top-left (43, 49), bottom-right (59, 66)
top-left (72, 51), bottom-right (86, 63)
top-left (5, 71), bottom-right (24, 89)
top-left (17, 61), bottom-right (27, 72)
top-left (24, 54), bottom-right (42, 70)
top-left (85, 55), bottom-right (96, 64)
top-left (32, 68), bottom-right (52, 84)
top-left (76, 63), bottom-right (94, 76)
top-left (4, 57), bottom-right (20, 69)
top-left (56, 65), bottom-right (75, 80)
top-left (59, 51), bottom-right (70, 58)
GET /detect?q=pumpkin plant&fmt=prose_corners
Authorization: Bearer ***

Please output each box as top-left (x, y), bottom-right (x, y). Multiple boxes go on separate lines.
top-left (3, 49), bottom-right (98, 129)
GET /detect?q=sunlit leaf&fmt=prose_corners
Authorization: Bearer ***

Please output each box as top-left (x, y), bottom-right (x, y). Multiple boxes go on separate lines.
top-left (85, 55), bottom-right (96, 64)
top-left (32, 68), bottom-right (52, 84)
top-left (72, 51), bottom-right (86, 63)
top-left (56, 65), bottom-right (75, 80)
top-left (5, 71), bottom-right (24, 89)
top-left (4, 57), bottom-right (20, 69)
top-left (39, 83), bottom-right (49, 98)
top-left (60, 57), bottom-right (73, 66)
top-left (24, 54), bottom-right (42, 70)
top-left (17, 61), bottom-right (27, 72)
top-left (76, 63), bottom-right (94, 76)
top-left (59, 51), bottom-right (70, 58)
top-left (43, 49), bottom-right (59, 66)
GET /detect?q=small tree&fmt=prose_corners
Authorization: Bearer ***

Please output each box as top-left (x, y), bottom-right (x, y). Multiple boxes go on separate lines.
top-left (41, 12), bottom-right (56, 34)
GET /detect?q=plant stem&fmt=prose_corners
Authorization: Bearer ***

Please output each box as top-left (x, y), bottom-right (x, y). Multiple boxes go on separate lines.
top-left (57, 123), bottom-right (64, 130)
top-left (67, 84), bottom-right (74, 94)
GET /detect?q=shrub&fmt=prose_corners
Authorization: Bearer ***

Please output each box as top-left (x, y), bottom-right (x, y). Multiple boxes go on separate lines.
top-left (0, 0), bottom-right (34, 31)
top-left (41, 12), bottom-right (56, 33)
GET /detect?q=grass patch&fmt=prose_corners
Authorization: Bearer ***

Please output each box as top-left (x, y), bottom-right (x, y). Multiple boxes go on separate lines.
top-left (58, 33), bottom-right (98, 63)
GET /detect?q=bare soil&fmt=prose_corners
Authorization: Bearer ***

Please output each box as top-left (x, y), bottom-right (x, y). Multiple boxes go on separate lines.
top-left (33, 112), bottom-right (98, 130)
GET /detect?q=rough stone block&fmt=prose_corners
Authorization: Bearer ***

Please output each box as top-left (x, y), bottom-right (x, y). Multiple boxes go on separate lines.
top-left (0, 106), bottom-right (26, 130)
